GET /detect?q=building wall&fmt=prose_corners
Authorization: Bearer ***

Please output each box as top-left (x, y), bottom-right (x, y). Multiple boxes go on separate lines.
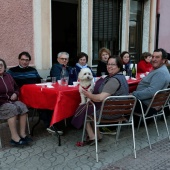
top-left (0, 0), bottom-right (34, 67)
top-left (0, 0), bottom-right (163, 78)
top-left (158, 0), bottom-right (170, 53)
top-left (33, 0), bottom-right (51, 78)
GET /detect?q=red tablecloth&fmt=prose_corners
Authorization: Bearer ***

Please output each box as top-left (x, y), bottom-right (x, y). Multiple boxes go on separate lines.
top-left (20, 83), bottom-right (81, 126)
top-left (128, 78), bottom-right (140, 93)
top-left (20, 77), bottom-right (141, 126)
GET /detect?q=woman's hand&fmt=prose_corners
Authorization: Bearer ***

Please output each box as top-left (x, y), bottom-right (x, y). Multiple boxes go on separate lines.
top-left (10, 93), bottom-right (17, 101)
top-left (82, 89), bottom-right (92, 99)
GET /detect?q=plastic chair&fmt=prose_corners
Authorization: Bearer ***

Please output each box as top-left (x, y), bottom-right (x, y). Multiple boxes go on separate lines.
top-left (82, 95), bottom-right (137, 162)
top-left (135, 88), bottom-right (170, 150)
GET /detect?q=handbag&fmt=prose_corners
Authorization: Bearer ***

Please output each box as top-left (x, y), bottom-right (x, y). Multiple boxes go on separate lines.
top-left (71, 104), bottom-right (87, 129)
top-left (71, 103), bottom-right (94, 129)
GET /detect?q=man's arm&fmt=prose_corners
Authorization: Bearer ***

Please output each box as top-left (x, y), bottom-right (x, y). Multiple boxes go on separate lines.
top-left (50, 64), bottom-right (61, 80)
top-left (133, 73), bottom-right (169, 100)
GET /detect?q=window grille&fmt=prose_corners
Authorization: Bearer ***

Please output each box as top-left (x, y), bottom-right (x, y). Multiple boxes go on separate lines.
top-left (93, 0), bottom-right (122, 65)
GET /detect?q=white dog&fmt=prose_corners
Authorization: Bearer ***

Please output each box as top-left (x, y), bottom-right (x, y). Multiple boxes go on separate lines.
top-left (78, 68), bottom-right (94, 105)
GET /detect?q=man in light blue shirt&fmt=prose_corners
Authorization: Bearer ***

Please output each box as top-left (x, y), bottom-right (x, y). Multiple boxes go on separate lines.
top-left (133, 48), bottom-right (170, 118)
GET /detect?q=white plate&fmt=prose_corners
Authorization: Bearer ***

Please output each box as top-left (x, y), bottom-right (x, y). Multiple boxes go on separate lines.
top-left (46, 86), bottom-right (54, 88)
top-left (131, 78), bottom-right (137, 80)
top-left (36, 82), bottom-right (52, 86)
top-left (68, 85), bottom-right (76, 87)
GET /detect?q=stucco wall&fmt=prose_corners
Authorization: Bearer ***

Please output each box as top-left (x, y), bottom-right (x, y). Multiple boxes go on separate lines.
top-left (0, 0), bottom-right (34, 67)
top-left (158, 0), bottom-right (170, 53)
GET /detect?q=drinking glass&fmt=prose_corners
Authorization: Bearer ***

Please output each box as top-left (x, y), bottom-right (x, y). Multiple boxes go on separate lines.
top-left (61, 77), bottom-right (69, 86)
top-left (41, 79), bottom-right (47, 83)
top-left (52, 77), bottom-right (56, 83)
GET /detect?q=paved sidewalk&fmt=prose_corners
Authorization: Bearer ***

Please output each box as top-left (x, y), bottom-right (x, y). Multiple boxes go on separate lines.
top-left (101, 137), bottom-right (170, 170)
top-left (0, 117), bottom-right (170, 170)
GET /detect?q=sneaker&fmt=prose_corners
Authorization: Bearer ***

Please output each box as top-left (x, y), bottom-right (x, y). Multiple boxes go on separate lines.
top-left (47, 126), bottom-right (63, 135)
top-left (100, 127), bottom-right (117, 135)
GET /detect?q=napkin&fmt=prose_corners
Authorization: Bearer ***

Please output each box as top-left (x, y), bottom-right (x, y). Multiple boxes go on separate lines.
top-left (131, 78), bottom-right (137, 80)
top-left (47, 85), bottom-right (54, 88)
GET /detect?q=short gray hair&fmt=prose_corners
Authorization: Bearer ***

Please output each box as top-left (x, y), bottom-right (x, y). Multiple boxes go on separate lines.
top-left (57, 52), bottom-right (69, 58)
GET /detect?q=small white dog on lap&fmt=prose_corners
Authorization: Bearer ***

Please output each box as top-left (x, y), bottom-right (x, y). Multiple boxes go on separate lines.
top-left (78, 68), bottom-right (94, 105)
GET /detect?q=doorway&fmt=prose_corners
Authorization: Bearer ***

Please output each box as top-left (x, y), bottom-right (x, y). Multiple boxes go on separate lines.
top-left (51, 0), bottom-right (78, 66)
top-left (129, 0), bottom-right (143, 62)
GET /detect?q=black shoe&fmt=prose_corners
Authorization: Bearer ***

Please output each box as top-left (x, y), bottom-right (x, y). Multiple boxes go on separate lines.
top-left (21, 136), bottom-right (33, 143)
top-left (86, 139), bottom-right (95, 146)
top-left (10, 139), bottom-right (28, 146)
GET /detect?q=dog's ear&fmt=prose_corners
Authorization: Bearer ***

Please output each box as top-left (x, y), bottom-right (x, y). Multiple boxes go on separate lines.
top-left (78, 70), bottom-right (82, 80)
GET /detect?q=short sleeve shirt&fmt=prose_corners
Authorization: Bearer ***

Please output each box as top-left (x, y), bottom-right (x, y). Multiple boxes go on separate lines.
top-left (102, 78), bottom-right (120, 95)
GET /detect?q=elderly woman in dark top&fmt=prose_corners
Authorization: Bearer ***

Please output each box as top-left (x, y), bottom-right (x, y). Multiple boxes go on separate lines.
top-left (82, 56), bottom-right (129, 145)
top-left (0, 59), bottom-right (32, 146)
top-left (74, 52), bottom-right (95, 79)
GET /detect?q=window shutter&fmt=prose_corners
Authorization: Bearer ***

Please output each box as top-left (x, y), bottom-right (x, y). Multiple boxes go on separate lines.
top-left (93, 0), bottom-right (121, 64)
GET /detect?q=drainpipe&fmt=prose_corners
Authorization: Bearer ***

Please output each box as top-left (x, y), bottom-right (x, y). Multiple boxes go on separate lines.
top-left (156, 0), bottom-right (160, 49)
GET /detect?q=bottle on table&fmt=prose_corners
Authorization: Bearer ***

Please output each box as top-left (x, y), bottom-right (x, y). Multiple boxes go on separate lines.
top-left (60, 65), bottom-right (69, 86)
top-left (131, 62), bottom-right (136, 78)
top-left (123, 65), bottom-right (126, 76)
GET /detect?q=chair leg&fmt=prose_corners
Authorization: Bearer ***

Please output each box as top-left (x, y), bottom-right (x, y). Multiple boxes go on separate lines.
top-left (93, 119), bottom-right (98, 162)
top-left (31, 109), bottom-right (37, 122)
top-left (162, 113), bottom-right (170, 140)
top-left (0, 137), bottom-right (2, 148)
top-left (153, 117), bottom-right (159, 136)
top-left (132, 118), bottom-right (136, 158)
top-left (116, 122), bottom-right (122, 141)
top-left (27, 115), bottom-right (30, 135)
top-left (64, 119), bottom-right (67, 127)
top-left (137, 116), bottom-right (142, 131)
top-left (143, 116), bottom-right (152, 150)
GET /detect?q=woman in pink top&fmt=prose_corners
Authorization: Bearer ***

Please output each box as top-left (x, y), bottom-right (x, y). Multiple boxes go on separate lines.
top-left (137, 52), bottom-right (153, 73)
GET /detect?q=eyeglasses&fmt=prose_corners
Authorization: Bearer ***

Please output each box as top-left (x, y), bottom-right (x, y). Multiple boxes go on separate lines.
top-left (59, 58), bottom-right (68, 61)
top-left (20, 59), bottom-right (30, 62)
top-left (106, 63), bottom-right (117, 67)
top-left (0, 64), bottom-right (4, 67)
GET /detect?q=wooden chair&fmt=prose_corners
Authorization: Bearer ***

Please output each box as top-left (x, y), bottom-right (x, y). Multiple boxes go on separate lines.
top-left (82, 95), bottom-right (137, 162)
top-left (135, 88), bottom-right (170, 150)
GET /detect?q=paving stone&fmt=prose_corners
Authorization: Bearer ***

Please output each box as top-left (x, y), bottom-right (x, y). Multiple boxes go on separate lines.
top-left (1, 117), bottom-right (170, 169)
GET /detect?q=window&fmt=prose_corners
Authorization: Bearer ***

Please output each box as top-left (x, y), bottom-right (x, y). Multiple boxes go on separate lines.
top-left (129, 0), bottom-right (144, 62)
top-left (92, 0), bottom-right (122, 65)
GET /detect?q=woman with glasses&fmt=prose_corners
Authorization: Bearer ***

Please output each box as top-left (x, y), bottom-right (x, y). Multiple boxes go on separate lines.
top-left (0, 58), bottom-right (32, 146)
top-left (80, 56), bottom-right (129, 145)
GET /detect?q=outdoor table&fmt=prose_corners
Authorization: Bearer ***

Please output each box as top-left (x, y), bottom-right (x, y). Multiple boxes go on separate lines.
top-left (20, 83), bottom-right (81, 126)
top-left (20, 76), bottom-right (140, 122)
top-left (128, 76), bottom-right (141, 93)
top-left (20, 76), bottom-right (141, 145)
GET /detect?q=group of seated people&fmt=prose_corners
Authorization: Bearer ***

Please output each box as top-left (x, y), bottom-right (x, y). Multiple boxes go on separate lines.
top-left (0, 48), bottom-right (170, 146)
top-left (120, 51), bottom-right (153, 75)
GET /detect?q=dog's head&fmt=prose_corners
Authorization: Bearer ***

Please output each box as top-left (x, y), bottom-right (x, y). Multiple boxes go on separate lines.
top-left (78, 68), bottom-right (93, 81)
